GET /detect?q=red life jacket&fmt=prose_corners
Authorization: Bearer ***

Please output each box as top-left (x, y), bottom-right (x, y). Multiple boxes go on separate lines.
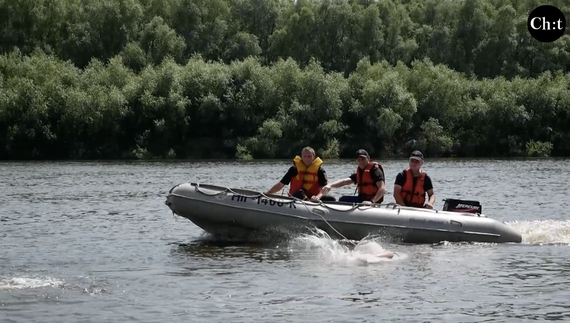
top-left (289, 156), bottom-right (323, 197)
top-left (400, 168), bottom-right (426, 207)
top-left (356, 162), bottom-right (384, 202)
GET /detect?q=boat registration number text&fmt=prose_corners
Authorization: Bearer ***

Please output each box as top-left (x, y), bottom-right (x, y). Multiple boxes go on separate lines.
top-left (231, 195), bottom-right (296, 208)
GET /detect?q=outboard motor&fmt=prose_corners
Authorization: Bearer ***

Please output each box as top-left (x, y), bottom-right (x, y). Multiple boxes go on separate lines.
top-left (443, 198), bottom-right (482, 214)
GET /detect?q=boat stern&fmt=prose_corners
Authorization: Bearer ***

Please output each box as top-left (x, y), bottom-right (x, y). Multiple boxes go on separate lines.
top-left (496, 221), bottom-right (523, 243)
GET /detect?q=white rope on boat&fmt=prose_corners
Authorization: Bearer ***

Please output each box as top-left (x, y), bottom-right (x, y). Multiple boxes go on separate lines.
top-left (194, 183), bottom-right (401, 212)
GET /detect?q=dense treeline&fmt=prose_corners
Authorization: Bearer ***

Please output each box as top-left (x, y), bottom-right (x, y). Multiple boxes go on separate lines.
top-left (0, 0), bottom-right (569, 159)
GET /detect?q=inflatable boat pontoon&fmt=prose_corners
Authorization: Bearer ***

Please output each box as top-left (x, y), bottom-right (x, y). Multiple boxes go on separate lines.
top-left (164, 182), bottom-right (522, 244)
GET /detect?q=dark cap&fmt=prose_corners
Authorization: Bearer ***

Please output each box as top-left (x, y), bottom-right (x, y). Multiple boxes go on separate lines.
top-left (356, 149), bottom-right (370, 158)
top-left (410, 150), bottom-right (424, 161)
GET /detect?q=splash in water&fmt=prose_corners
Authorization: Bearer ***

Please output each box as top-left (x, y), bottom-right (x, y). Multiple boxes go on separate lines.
top-left (0, 277), bottom-right (63, 290)
top-left (508, 220), bottom-right (570, 245)
top-left (288, 228), bottom-right (404, 265)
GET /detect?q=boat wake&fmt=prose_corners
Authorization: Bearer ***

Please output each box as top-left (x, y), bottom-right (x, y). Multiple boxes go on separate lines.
top-left (177, 227), bottom-right (405, 265)
top-left (0, 276), bottom-right (64, 290)
top-left (507, 220), bottom-right (570, 245)
top-left (288, 228), bottom-right (406, 265)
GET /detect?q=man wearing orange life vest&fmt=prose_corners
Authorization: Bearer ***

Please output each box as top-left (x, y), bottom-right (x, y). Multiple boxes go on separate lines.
top-left (265, 146), bottom-right (336, 202)
top-left (393, 150), bottom-right (436, 209)
top-left (321, 149), bottom-right (386, 205)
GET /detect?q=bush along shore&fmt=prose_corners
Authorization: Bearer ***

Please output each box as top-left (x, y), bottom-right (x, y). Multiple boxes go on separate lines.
top-left (1, 0), bottom-right (569, 160)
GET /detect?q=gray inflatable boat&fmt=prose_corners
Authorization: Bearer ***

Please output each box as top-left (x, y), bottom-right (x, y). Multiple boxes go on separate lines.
top-left (165, 182), bottom-right (522, 244)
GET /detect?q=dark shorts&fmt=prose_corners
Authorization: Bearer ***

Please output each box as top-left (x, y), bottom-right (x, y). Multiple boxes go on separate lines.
top-left (338, 195), bottom-right (362, 203)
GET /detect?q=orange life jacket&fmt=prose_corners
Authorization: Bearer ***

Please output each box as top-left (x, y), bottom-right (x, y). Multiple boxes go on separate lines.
top-left (289, 156), bottom-right (323, 197)
top-left (356, 162), bottom-right (384, 202)
top-left (400, 168), bottom-right (426, 207)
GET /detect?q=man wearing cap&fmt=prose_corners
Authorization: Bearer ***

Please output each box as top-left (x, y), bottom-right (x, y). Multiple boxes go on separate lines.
top-left (321, 149), bottom-right (386, 205)
top-left (393, 150), bottom-right (435, 209)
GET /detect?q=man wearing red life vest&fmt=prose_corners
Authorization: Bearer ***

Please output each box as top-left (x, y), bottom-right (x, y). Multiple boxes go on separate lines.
top-left (266, 146), bottom-right (335, 202)
top-left (321, 149), bottom-right (386, 205)
top-left (393, 150), bottom-right (436, 209)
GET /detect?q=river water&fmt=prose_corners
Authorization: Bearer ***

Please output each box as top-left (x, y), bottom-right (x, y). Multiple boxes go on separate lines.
top-left (1, 159), bottom-right (570, 322)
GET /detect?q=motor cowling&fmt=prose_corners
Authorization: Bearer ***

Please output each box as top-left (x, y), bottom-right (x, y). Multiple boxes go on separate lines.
top-left (443, 198), bottom-right (482, 214)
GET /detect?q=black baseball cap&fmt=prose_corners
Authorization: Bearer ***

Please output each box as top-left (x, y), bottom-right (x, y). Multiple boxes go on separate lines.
top-left (356, 149), bottom-right (370, 158)
top-left (410, 150), bottom-right (424, 161)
